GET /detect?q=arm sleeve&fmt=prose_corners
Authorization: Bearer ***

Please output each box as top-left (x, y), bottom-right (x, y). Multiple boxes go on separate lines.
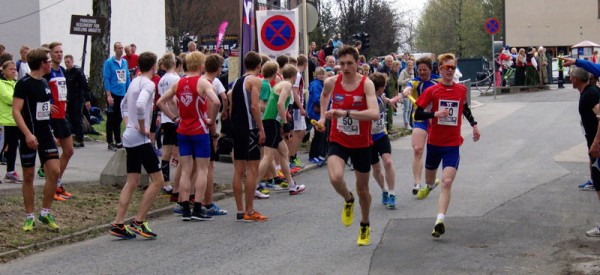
top-left (78, 69), bottom-right (91, 102)
top-left (136, 88), bottom-right (152, 120)
top-left (576, 59), bottom-right (600, 77)
top-left (462, 103), bottom-right (477, 126)
top-left (414, 106), bottom-right (434, 120)
top-left (120, 94), bottom-right (128, 118)
top-left (0, 82), bottom-right (14, 105)
top-left (102, 60), bottom-right (111, 89)
top-left (531, 57), bottom-right (538, 70)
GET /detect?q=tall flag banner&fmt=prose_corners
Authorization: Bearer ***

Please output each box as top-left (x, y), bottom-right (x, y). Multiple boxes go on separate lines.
top-left (256, 9), bottom-right (299, 59)
top-left (215, 21), bottom-right (229, 50)
top-left (241, 0), bottom-right (254, 75)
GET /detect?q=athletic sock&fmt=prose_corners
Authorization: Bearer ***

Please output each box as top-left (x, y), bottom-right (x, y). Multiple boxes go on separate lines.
top-left (161, 160), bottom-right (170, 181)
top-left (428, 182), bottom-right (436, 189)
top-left (436, 213), bottom-right (445, 222)
top-left (276, 165), bottom-right (281, 171)
top-left (346, 192), bottom-right (355, 203)
top-left (27, 213), bottom-right (34, 219)
top-left (57, 178), bottom-right (62, 187)
top-left (40, 208), bottom-right (50, 217)
top-left (382, 187), bottom-right (389, 193)
top-left (388, 190), bottom-right (394, 196)
top-left (360, 222), bottom-right (370, 227)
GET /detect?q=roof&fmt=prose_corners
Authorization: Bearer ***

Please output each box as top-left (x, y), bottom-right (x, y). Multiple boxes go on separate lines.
top-left (572, 40), bottom-right (600, 48)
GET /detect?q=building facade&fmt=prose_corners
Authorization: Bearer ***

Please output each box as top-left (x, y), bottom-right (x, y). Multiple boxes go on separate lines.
top-left (505, 0), bottom-right (600, 56)
top-left (0, 0), bottom-right (165, 76)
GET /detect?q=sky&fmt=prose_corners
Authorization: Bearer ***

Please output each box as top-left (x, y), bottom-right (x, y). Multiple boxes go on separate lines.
top-left (395, 0), bottom-right (428, 17)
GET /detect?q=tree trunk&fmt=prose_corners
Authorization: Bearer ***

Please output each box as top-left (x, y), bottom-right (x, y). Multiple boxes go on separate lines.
top-left (90, 0), bottom-right (111, 108)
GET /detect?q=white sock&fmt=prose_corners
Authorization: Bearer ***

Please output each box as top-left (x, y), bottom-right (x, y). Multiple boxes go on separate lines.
top-left (41, 208), bottom-right (50, 217)
top-left (382, 187), bottom-right (388, 193)
top-left (388, 190), bottom-right (394, 196)
top-left (57, 178), bottom-right (62, 187)
top-left (163, 185), bottom-right (173, 192)
top-left (428, 182), bottom-right (436, 189)
top-left (414, 183), bottom-right (421, 189)
top-left (289, 181), bottom-right (297, 189)
top-left (276, 165), bottom-right (281, 171)
top-left (436, 213), bottom-right (445, 222)
top-left (27, 213), bottom-right (34, 219)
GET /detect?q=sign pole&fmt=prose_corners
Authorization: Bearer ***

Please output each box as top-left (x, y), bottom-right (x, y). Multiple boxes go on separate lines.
top-left (81, 34), bottom-right (88, 73)
top-left (302, 0), bottom-right (309, 97)
top-left (492, 34), bottom-right (496, 99)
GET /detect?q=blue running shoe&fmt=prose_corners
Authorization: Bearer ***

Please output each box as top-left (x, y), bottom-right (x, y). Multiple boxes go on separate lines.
top-left (264, 180), bottom-right (276, 189)
top-left (387, 194), bottom-right (397, 209)
top-left (205, 203), bottom-right (228, 216)
top-left (579, 180), bottom-right (595, 191)
top-left (382, 191), bottom-right (389, 206)
top-left (173, 203), bottom-right (183, 215)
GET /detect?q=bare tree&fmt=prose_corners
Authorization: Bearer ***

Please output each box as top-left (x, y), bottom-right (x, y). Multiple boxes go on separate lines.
top-left (90, 0), bottom-right (111, 108)
top-left (165, 0), bottom-right (217, 55)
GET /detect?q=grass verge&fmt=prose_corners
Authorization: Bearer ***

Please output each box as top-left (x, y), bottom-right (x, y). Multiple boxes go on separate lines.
top-left (0, 182), bottom-right (173, 262)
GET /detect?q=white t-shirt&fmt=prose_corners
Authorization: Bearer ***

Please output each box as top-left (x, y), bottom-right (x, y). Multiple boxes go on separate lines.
top-left (18, 61), bottom-right (30, 80)
top-left (213, 77), bottom-right (226, 95)
top-left (290, 72), bottom-right (304, 106)
top-left (158, 72), bottom-right (180, 123)
top-left (121, 76), bottom-right (156, 148)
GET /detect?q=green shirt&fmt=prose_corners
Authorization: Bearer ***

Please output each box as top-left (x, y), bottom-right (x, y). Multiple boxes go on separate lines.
top-left (260, 79), bottom-right (271, 102)
top-left (262, 86), bottom-right (290, 122)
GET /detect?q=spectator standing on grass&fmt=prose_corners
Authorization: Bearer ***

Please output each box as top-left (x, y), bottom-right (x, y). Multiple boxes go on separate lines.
top-left (64, 54), bottom-right (91, 148)
top-left (103, 42), bottom-right (130, 151)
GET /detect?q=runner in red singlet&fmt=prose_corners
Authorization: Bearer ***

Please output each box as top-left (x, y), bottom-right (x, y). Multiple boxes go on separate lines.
top-left (157, 52), bottom-right (220, 222)
top-left (316, 46), bottom-right (378, 246)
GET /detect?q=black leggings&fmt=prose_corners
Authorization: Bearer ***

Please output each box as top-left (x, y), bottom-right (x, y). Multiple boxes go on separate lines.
top-left (106, 95), bottom-right (123, 144)
top-left (3, 126), bottom-right (19, 172)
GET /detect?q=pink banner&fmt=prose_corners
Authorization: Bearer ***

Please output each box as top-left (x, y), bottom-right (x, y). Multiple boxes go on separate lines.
top-left (215, 21), bottom-right (229, 50)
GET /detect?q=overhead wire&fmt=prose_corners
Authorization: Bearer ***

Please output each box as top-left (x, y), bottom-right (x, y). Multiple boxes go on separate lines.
top-left (0, 0), bottom-right (65, 25)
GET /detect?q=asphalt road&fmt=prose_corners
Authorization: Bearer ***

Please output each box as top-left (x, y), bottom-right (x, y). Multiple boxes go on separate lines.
top-left (2, 86), bottom-right (599, 274)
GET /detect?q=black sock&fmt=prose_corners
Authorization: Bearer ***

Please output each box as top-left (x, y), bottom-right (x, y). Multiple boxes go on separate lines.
top-left (133, 220), bottom-right (143, 225)
top-left (360, 222), bottom-right (370, 227)
top-left (115, 223), bottom-right (124, 227)
top-left (161, 160), bottom-right (170, 181)
top-left (346, 192), bottom-right (354, 203)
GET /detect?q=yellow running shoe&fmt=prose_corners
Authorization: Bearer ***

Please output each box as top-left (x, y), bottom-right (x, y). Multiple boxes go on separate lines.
top-left (432, 219), bottom-right (445, 238)
top-left (341, 196), bottom-right (355, 227)
top-left (38, 214), bottom-right (59, 231)
top-left (22, 217), bottom-right (35, 232)
top-left (357, 224), bottom-right (371, 246)
top-left (416, 178), bottom-right (440, 200)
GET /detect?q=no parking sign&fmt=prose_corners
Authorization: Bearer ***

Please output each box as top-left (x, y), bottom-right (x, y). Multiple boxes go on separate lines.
top-left (256, 10), bottom-right (299, 58)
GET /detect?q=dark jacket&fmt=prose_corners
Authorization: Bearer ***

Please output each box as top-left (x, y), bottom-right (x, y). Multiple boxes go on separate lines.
top-left (65, 66), bottom-right (91, 103)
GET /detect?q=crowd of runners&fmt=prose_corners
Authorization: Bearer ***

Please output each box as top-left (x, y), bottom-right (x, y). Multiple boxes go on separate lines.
top-left (1, 40), bottom-right (485, 246)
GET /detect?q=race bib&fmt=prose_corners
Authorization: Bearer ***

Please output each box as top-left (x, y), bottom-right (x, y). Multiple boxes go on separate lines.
top-left (372, 117), bottom-right (385, 134)
top-left (438, 99), bottom-right (459, 126)
top-left (337, 116), bottom-right (360, 135)
top-left (116, 69), bottom-right (126, 84)
top-left (57, 78), bottom-right (67, 101)
top-left (36, 101), bottom-right (50, 120)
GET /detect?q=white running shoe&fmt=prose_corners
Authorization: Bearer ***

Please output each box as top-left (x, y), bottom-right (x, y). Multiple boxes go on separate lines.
top-left (254, 190), bottom-right (270, 199)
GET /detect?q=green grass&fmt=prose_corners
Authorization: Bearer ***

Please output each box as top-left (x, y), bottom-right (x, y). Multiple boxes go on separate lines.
top-left (89, 114), bottom-right (125, 142)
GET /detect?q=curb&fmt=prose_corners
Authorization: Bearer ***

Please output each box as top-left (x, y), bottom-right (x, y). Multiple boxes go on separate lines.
top-left (0, 191), bottom-right (230, 262)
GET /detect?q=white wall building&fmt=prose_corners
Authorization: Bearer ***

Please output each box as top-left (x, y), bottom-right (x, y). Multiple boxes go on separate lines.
top-left (0, 0), bottom-right (165, 76)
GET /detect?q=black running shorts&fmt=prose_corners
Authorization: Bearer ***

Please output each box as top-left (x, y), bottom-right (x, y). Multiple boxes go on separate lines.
top-left (232, 129), bottom-right (261, 161)
top-left (161, 122), bottom-right (178, 146)
top-left (328, 142), bottom-right (371, 173)
top-left (50, 118), bottom-right (72, 139)
top-left (125, 143), bottom-right (161, 174)
top-left (19, 134), bottom-right (59, 168)
top-left (370, 135), bottom-right (392, 165)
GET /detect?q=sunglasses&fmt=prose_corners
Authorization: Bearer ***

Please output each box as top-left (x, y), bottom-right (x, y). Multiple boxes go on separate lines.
top-left (439, 65), bottom-right (456, 71)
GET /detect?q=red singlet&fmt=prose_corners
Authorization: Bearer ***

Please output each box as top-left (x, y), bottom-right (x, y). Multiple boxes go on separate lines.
top-left (329, 74), bottom-right (372, 148)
